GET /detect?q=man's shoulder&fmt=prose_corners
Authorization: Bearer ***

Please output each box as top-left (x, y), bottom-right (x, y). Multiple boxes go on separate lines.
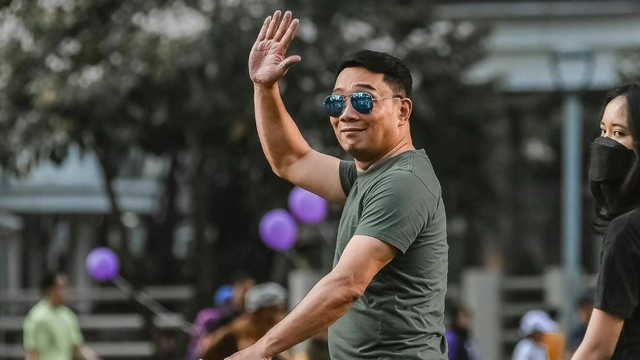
top-left (385, 151), bottom-right (440, 194)
top-left (24, 301), bottom-right (54, 328)
top-left (58, 305), bottom-right (79, 320)
top-left (26, 300), bottom-right (50, 317)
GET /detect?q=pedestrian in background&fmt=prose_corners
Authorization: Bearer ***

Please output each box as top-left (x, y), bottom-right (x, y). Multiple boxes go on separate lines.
top-left (568, 292), bottom-right (594, 355)
top-left (23, 272), bottom-right (101, 360)
top-left (445, 303), bottom-right (479, 360)
top-left (201, 282), bottom-right (291, 360)
top-left (512, 310), bottom-right (559, 360)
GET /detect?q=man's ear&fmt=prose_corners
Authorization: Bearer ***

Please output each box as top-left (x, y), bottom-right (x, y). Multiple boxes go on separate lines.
top-left (398, 98), bottom-right (412, 125)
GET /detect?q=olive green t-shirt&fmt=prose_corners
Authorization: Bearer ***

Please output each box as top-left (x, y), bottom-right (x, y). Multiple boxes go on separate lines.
top-left (328, 149), bottom-right (448, 359)
top-left (23, 300), bottom-right (84, 360)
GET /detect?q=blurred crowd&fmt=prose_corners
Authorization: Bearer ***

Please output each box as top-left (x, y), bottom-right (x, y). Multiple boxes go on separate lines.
top-left (186, 274), bottom-right (329, 360)
top-left (185, 280), bottom-right (594, 360)
top-left (444, 291), bottom-right (594, 360)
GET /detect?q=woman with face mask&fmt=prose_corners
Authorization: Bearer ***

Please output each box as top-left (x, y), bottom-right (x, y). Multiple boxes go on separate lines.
top-left (572, 83), bottom-right (640, 360)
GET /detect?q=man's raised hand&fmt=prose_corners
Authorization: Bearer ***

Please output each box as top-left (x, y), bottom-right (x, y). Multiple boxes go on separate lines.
top-left (248, 10), bottom-right (301, 87)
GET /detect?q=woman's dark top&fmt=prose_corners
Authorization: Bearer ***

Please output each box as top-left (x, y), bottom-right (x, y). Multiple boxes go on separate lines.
top-left (594, 208), bottom-right (640, 358)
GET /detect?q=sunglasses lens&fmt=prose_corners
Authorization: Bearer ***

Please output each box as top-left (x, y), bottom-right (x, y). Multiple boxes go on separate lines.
top-left (324, 95), bottom-right (345, 117)
top-left (351, 92), bottom-right (374, 114)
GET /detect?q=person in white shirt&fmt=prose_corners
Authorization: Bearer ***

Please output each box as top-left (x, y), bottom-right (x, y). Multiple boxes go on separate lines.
top-left (512, 310), bottom-right (558, 360)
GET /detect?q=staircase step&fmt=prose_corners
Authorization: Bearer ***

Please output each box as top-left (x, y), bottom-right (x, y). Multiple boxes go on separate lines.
top-left (0, 313), bottom-right (188, 332)
top-left (0, 341), bottom-right (155, 359)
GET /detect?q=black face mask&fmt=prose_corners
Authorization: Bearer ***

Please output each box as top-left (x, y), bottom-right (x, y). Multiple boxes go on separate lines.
top-left (588, 136), bottom-right (635, 182)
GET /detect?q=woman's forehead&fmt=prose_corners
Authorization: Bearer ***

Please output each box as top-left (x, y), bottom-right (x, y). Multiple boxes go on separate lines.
top-left (602, 95), bottom-right (628, 125)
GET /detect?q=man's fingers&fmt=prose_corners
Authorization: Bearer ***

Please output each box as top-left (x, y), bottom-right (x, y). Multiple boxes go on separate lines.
top-left (273, 11), bottom-right (293, 42)
top-left (281, 18), bottom-right (299, 49)
top-left (264, 10), bottom-right (282, 40)
top-left (256, 16), bottom-right (271, 42)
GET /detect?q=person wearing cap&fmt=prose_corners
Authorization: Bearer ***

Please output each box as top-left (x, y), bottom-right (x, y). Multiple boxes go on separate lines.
top-left (512, 310), bottom-right (559, 360)
top-left (201, 283), bottom-right (292, 360)
top-left (185, 284), bottom-right (236, 360)
top-left (191, 272), bottom-right (257, 358)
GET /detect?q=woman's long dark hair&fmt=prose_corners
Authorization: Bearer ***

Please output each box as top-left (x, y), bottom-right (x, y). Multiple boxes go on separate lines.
top-left (590, 83), bottom-right (640, 232)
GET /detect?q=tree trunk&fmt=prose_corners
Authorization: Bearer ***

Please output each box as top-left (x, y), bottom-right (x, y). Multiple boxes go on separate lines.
top-left (92, 145), bottom-right (132, 276)
top-left (155, 152), bottom-right (179, 281)
top-left (192, 154), bottom-right (217, 311)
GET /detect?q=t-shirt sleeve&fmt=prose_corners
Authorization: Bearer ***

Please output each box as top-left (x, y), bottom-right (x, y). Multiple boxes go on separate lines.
top-left (594, 219), bottom-right (640, 319)
top-left (354, 170), bottom-right (435, 253)
top-left (339, 160), bottom-right (357, 196)
top-left (23, 317), bottom-right (49, 352)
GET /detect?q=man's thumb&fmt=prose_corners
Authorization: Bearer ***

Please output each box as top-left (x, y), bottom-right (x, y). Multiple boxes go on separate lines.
top-left (277, 55), bottom-right (302, 73)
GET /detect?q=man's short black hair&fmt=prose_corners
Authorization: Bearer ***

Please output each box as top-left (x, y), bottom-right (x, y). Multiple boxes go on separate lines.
top-left (40, 272), bottom-right (59, 293)
top-left (337, 50), bottom-right (413, 98)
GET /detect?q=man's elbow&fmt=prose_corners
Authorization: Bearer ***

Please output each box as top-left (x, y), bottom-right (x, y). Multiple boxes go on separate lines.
top-left (342, 287), bottom-right (364, 305)
top-left (330, 275), bottom-right (366, 306)
top-left (265, 153), bottom-right (294, 179)
top-left (269, 155), bottom-right (306, 181)
top-left (270, 164), bottom-right (288, 179)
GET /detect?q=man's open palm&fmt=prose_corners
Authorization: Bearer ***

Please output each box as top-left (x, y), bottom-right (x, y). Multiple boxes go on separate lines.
top-left (249, 10), bottom-right (301, 87)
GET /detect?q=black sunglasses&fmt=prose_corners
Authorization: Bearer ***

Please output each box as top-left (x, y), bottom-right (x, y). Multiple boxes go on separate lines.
top-left (323, 92), bottom-right (402, 117)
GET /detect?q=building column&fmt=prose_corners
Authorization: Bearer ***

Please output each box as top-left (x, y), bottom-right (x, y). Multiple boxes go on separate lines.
top-left (462, 269), bottom-right (502, 360)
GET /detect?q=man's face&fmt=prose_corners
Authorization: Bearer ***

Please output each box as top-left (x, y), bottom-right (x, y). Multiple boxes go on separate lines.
top-left (49, 275), bottom-right (70, 307)
top-left (329, 67), bottom-right (408, 162)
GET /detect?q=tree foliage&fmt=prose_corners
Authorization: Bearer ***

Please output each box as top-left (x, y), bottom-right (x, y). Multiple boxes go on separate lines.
top-left (0, 0), bottom-right (504, 293)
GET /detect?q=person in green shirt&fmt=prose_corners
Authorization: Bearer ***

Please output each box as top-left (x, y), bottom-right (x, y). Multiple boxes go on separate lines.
top-left (23, 273), bottom-right (100, 360)
top-left (227, 9), bottom-right (448, 360)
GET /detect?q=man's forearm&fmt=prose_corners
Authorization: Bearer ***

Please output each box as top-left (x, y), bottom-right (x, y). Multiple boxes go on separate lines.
top-left (254, 84), bottom-right (311, 177)
top-left (254, 273), bottom-right (360, 357)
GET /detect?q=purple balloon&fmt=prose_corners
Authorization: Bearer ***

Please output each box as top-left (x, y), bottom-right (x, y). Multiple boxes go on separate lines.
top-left (288, 187), bottom-right (328, 224)
top-left (259, 209), bottom-right (298, 252)
top-left (86, 247), bottom-right (119, 282)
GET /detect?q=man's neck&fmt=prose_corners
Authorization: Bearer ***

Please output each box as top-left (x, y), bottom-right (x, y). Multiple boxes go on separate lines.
top-left (44, 297), bottom-right (62, 308)
top-left (355, 141), bottom-right (415, 171)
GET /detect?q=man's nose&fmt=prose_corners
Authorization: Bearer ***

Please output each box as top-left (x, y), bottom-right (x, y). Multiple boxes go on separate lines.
top-left (339, 101), bottom-right (359, 121)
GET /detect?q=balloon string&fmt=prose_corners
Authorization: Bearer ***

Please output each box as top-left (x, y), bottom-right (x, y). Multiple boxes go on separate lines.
top-left (113, 276), bottom-right (192, 334)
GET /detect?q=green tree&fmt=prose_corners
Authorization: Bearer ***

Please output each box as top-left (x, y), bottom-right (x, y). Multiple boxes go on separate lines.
top-left (0, 0), bottom-right (503, 303)
top-left (0, 0), bottom-right (293, 306)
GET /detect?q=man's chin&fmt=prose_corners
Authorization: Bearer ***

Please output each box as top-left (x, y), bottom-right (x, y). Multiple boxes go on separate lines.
top-left (343, 147), bottom-right (372, 162)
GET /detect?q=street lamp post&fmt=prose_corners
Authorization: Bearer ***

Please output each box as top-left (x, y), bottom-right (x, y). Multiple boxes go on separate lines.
top-left (548, 49), bottom-right (595, 332)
